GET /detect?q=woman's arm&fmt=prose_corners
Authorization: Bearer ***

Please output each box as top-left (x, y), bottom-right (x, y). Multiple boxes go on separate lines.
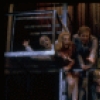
top-left (63, 57), bottom-right (75, 71)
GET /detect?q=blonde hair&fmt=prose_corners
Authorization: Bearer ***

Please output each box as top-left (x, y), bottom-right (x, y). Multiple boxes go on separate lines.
top-left (93, 70), bottom-right (100, 76)
top-left (55, 31), bottom-right (71, 51)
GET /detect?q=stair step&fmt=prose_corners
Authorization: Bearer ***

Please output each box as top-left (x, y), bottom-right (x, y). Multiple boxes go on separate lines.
top-left (16, 15), bottom-right (62, 20)
top-left (30, 31), bottom-right (61, 35)
top-left (6, 10), bottom-right (53, 16)
top-left (25, 24), bottom-right (61, 28)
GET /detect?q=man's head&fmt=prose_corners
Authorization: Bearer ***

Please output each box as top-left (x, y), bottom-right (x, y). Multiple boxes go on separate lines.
top-left (39, 35), bottom-right (51, 50)
top-left (78, 26), bottom-right (91, 44)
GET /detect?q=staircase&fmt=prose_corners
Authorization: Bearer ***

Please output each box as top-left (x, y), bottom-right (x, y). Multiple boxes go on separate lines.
top-left (5, 3), bottom-right (69, 100)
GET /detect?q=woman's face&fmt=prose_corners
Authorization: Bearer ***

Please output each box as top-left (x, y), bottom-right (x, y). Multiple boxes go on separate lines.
top-left (62, 35), bottom-right (70, 48)
top-left (79, 31), bottom-right (90, 44)
top-left (40, 36), bottom-right (51, 49)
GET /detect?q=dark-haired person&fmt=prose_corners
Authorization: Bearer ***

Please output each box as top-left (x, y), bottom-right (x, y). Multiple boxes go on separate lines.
top-left (23, 35), bottom-right (54, 60)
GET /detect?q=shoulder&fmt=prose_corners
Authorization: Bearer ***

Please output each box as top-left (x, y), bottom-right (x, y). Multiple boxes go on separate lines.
top-left (90, 35), bottom-right (98, 45)
top-left (72, 34), bottom-right (80, 43)
top-left (73, 34), bottom-right (79, 39)
top-left (90, 35), bottom-right (98, 40)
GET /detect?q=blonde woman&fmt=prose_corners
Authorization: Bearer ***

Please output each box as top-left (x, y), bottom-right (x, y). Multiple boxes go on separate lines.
top-left (55, 31), bottom-right (79, 100)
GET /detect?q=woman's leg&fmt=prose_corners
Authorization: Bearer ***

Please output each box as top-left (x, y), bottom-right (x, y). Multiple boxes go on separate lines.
top-left (72, 74), bottom-right (79, 100)
top-left (66, 72), bottom-right (78, 100)
top-left (79, 77), bottom-right (87, 100)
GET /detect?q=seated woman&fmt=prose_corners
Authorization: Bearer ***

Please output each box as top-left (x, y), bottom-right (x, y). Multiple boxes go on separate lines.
top-left (22, 35), bottom-right (54, 60)
top-left (55, 31), bottom-right (79, 100)
top-left (72, 26), bottom-right (98, 100)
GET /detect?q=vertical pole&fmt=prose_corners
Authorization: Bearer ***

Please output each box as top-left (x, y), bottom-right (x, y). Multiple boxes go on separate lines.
top-left (59, 3), bottom-right (68, 100)
top-left (6, 4), bottom-right (14, 52)
top-left (59, 69), bottom-right (63, 100)
top-left (62, 3), bottom-right (68, 32)
top-left (86, 71), bottom-right (89, 100)
top-left (52, 10), bottom-right (55, 50)
top-left (11, 16), bottom-right (16, 51)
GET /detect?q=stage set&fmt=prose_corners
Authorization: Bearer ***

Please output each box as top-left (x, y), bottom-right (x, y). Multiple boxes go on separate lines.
top-left (4, 3), bottom-right (100, 100)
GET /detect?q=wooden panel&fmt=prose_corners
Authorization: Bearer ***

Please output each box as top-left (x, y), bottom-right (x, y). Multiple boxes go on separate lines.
top-left (97, 3), bottom-right (100, 37)
top-left (92, 3), bottom-right (96, 35)
top-left (58, 6), bottom-right (62, 15)
top-left (89, 3), bottom-right (93, 30)
top-left (68, 6), bottom-right (73, 22)
top-left (89, 3), bottom-right (100, 36)
top-left (77, 3), bottom-right (82, 27)
top-left (68, 5), bottom-right (73, 33)
top-left (81, 3), bottom-right (85, 25)
top-left (98, 3), bottom-right (100, 25)
top-left (6, 4), bottom-right (14, 52)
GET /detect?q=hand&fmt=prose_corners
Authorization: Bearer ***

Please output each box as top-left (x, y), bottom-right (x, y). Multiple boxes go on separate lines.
top-left (23, 40), bottom-right (29, 47)
top-left (81, 64), bottom-right (90, 70)
top-left (63, 65), bottom-right (71, 71)
top-left (57, 52), bottom-right (67, 60)
top-left (67, 56), bottom-right (74, 62)
top-left (86, 57), bottom-right (95, 64)
top-left (62, 55), bottom-right (67, 60)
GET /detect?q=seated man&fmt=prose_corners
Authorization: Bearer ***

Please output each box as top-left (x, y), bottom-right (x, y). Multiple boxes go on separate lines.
top-left (72, 26), bottom-right (98, 100)
top-left (22, 35), bottom-right (54, 60)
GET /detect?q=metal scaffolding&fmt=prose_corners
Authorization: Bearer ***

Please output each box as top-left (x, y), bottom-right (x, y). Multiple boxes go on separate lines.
top-left (4, 3), bottom-right (68, 100)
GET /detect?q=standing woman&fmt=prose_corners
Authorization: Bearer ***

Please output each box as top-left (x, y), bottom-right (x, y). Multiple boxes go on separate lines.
top-left (55, 31), bottom-right (79, 100)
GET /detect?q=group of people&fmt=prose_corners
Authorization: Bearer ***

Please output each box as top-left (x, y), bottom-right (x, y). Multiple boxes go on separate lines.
top-left (22, 26), bottom-right (98, 100)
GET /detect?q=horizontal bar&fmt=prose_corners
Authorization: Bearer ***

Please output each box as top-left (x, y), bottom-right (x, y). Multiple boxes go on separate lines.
top-left (16, 15), bottom-right (62, 20)
top-left (25, 24), bottom-right (60, 28)
top-left (73, 69), bottom-right (83, 72)
top-left (88, 68), bottom-right (99, 72)
top-left (4, 68), bottom-right (96, 74)
top-left (6, 10), bottom-right (54, 16)
top-left (4, 69), bottom-right (60, 74)
top-left (4, 51), bottom-right (55, 57)
top-left (16, 16), bottom-right (52, 20)
top-left (30, 31), bottom-right (61, 35)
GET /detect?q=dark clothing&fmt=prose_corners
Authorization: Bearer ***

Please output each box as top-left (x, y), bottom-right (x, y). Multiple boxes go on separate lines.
top-left (72, 34), bottom-right (98, 68)
top-left (55, 43), bottom-right (79, 71)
